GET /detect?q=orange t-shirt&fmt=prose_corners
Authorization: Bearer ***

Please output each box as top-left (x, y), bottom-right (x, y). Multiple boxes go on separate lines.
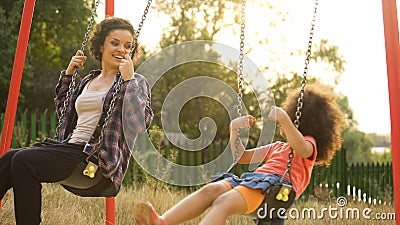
top-left (255, 136), bottom-right (317, 199)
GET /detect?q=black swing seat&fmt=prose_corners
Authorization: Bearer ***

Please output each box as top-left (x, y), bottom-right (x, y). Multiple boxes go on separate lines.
top-left (59, 162), bottom-right (103, 189)
top-left (60, 174), bottom-right (116, 197)
top-left (33, 138), bottom-right (117, 197)
top-left (249, 183), bottom-right (296, 225)
top-left (59, 162), bottom-right (117, 197)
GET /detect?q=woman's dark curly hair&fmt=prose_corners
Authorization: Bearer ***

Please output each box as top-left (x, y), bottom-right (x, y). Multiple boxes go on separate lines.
top-left (282, 83), bottom-right (345, 166)
top-left (89, 17), bottom-right (139, 61)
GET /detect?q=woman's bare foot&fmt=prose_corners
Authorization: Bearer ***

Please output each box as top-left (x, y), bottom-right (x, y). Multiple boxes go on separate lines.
top-left (134, 202), bottom-right (165, 225)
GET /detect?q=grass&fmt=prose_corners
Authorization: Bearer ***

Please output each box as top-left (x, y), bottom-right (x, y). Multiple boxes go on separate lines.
top-left (0, 182), bottom-right (396, 225)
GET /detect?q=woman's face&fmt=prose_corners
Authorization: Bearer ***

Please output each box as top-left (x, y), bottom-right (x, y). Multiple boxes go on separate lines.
top-left (101, 29), bottom-right (134, 70)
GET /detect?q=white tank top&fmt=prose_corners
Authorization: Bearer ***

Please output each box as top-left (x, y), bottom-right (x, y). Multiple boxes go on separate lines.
top-left (68, 84), bottom-right (108, 143)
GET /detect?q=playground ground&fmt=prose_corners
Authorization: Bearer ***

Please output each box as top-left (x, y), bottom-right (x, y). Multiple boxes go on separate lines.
top-left (0, 181), bottom-right (395, 225)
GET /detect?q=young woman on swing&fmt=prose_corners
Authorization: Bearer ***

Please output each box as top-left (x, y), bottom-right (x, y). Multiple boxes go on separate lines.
top-left (0, 17), bottom-right (153, 225)
top-left (134, 83), bottom-right (345, 225)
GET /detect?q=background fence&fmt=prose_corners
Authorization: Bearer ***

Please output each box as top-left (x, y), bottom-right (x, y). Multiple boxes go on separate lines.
top-left (0, 109), bottom-right (394, 204)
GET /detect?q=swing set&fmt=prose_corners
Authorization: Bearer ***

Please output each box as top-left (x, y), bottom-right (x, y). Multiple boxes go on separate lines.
top-left (225, 0), bottom-right (317, 223)
top-left (1, 0), bottom-right (400, 225)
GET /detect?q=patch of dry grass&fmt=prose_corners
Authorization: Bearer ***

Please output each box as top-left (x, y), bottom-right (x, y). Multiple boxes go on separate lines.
top-left (0, 182), bottom-right (395, 225)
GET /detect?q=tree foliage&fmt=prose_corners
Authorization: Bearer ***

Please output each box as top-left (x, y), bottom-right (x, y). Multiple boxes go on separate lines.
top-left (0, 0), bottom-right (25, 113)
top-left (151, 0), bottom-right (350, 148)
top-left (1, 0), bottom-right (379, 164)
top-left (156, 0), bottom-right (242, 48)
top-left (0, 0), bottom-right (95, 112)
top-left (342, 128), bottom-right (375, 163)
top-left (312, 39), bottom-right (346, 84)
top-left (151, 0), bottom-right (381, 164)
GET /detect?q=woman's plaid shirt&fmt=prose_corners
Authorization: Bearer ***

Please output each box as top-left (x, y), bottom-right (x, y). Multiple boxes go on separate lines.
top-left (54, 70), bottom-right (153, 193)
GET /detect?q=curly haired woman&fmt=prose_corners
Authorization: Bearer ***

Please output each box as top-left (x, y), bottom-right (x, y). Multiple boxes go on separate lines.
top-left (0, 17), bottom-right (153, 225)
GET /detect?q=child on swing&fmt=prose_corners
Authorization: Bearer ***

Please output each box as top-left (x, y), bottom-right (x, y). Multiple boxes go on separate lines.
top-left (134, 83), bottom-right (345, 225)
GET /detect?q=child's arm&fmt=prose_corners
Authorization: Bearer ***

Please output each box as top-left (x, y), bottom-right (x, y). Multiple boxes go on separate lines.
top-left (268, 106), bottom-right (313, 158)
top-left (229, 115), bottom-right (269, 164)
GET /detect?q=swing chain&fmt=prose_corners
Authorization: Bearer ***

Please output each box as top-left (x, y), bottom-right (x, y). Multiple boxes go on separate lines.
top-left (82, 0), bottom-right (101, 53)
top-left (91, 0), bottom-right (153, 148)
top-left (130, 0), bottom-right (153, 57)
top-left (237, 0), bottom-right (246, 118)
top-left (55, 0), bottom-right (100, 139)
top-left (229, 0), bottom-right (247, 171)
top-left (55, 0), bottom-right (152, 140)
top-left (282, 0), bottom-right (319, 184)
top-left (96, 0), bottom-right (152, 153)
top-left (87, 76), bottom-right (123, 160)
top-left (98, 0), bottom-right (153, 147)
top-left (294, 0), bottom-right (318, 128)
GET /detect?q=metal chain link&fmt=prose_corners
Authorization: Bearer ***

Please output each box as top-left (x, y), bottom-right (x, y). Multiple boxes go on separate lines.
top-left (237, 0), bottom-right (246, 118)
top-left (94, 0), bottom-right (152, 154)
top-left (81, 0), bottom-right (101, 53)
top-left (282, 0), bottom-right (319, 184)
top-left (55, 0), bottom-right (100, 139)
top-left (87, 76), bottom-right (123, 160)
top-left (294, 0), bottom-right (318, 129)
top-left (130, 0), bottom-right (153, 58)
top-left (227, 0), bottom-right (246, 173)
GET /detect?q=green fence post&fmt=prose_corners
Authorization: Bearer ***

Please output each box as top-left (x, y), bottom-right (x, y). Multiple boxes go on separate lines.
top-left (195, 144), bottom-right (202, 184)
top-left (40, 109), bottom-right (47, 138)
top-left (387, 162), bottom-right (394, 202)
top-left (0, 113), bottom-right (4, 134)
top-left (29, 110), bottom-right (37, 144)
top-left (348, 163), bottom-right (355, 198)
top-left (188, 143), bottom-right (195, 184)
top-left (370, 162), bottom-right (375, 202)
top-left (21, 109), bottom-right (28, 147)
top-left (180, 146), bottom-right (187, 185)
top-left (338, 150), bottom-right (345, 197)
top-left (50, 111), bottom-right (56, 138)
top-left (341, 150), bottom-right (346, 196)
top-left (378, 162), bottom-right (385, 202)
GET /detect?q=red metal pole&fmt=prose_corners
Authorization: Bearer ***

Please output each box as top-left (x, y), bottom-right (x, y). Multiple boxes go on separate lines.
top-left (106, 197), bottom-right (116, 225)
top-left (0, 0), bottom-right (36, 156)
top-left (105, 0), bottom-right (114, 17)
top-left (0, 0), bottom-right (36, 208)
top-left (105, 1), bottom-right (116, 224)
top-left (382, 0), bottom-right (400, 223)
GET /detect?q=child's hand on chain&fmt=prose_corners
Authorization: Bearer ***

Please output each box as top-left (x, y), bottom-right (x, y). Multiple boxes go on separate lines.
top-left (230, 115), bottom-right (256, 130)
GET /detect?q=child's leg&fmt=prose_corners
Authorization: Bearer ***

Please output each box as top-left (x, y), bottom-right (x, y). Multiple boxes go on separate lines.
top-left (162, 182), bottom-right (230, 224)
top-left (200, 185), bottom-right (266, 225)
top-left (199, 189), bottom-right (247, 225)
top-left (134, 181), bottom-right (230, 225)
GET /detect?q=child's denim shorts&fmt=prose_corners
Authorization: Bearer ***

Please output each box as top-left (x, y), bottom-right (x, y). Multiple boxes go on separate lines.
top-left (212, 172), bottom-right (291, 194)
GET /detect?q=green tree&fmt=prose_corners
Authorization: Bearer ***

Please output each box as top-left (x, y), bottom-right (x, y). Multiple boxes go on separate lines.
top-left (336, 94), bottom-right (357, 128)
top-left (336, 93), bottom-right (378, 163)
top-left (0, 0), bottom-right (96, 113)
top-left (368, 133), bottom-right (391, 147)
top-left (156, 0), bottom-right (241, 48)
top-left (312, 39), bottom-right (346, 85)
top-left (342, 128), bottom-right (375, 163)
top-left (0, 0), bottom-right (25, 113)
top-left (371, 151), bottom-right (392, 163)
top-left (152, 0), bottom-right (236, 143)
top-left (23, 0), bottom-right (98, 111)
top-left (151, 0), bottom-right (348, 148)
